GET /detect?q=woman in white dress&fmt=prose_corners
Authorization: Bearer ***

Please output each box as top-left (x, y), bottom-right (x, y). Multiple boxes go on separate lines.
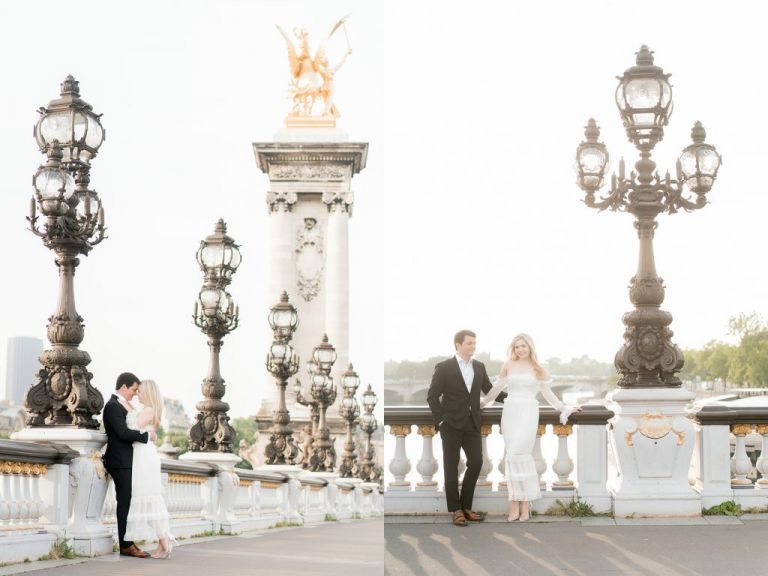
top-left (481, 334), bottom-right (580, 522)
top-left (124, 379), bottom-right (175, 559)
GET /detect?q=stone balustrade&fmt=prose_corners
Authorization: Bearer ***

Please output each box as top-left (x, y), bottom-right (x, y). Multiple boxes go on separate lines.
top-left (386, 403), bottom-right (768, 516)
top-left (385, 405), bottom-right (614, 515)
top-left (0, 439), bottom-right (382, 566)
top-left (0, 440), bottom-right (78, 564)
top-left (691, 405), bottom-right (768, 510)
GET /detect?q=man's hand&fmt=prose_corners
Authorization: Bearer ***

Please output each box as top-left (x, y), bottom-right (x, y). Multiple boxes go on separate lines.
top-left (149, 430), bottom-right (157, 443)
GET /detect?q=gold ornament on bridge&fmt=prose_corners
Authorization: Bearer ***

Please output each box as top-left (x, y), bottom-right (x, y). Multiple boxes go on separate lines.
top-left (277, 17), bottom-right (352, 126)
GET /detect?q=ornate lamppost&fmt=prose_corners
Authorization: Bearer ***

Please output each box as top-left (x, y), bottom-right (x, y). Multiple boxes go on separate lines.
top-left (24, 76), bottom-right (106, 428)
top-left (188, 220), bottom-right (241, 453)
top-left (338, 364), bottom-right (360, 478)
top-left (308, 335), bottom-right (338, 472)
top-left (358, 384), bottom-right (379, 482)
top-left (264, 291), bottom-right (300, 464)
top-left (575, 46), bottom-right (722, 516)
top-left (294, 360), bottom-right (320, 469)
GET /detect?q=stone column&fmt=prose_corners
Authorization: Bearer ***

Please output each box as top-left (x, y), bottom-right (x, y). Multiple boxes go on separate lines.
top-left (323, 192), bottom-right (352, 384)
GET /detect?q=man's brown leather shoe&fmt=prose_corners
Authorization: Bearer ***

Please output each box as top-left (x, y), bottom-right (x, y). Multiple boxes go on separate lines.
top-left (462, 508), bottom-right (485, 522)
top-left (120, 544), bottom-right (150, 558)
top-left (452, 510), bottom-right (468, 526)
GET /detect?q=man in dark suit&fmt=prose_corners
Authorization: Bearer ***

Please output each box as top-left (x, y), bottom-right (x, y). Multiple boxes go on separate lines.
top-left (427, 330), bottom-right (506, 526)
top-left (103, 372), bottom-right (155, 558)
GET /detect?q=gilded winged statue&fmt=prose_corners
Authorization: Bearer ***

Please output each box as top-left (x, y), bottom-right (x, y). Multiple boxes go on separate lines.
top-left (276, 18), bottom-right (352, 118)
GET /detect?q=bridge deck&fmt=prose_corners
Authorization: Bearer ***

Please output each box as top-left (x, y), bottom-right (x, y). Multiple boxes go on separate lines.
top-left (385, 515), bottom-right (768, 576)
top-left (1, 519), bottom-right (383, 576)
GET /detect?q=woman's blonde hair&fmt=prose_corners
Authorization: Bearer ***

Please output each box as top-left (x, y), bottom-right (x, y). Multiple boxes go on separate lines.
top-left (139, 379), bottom-right (163, 428)
top-left (507, 333), bottom-right (548, 380)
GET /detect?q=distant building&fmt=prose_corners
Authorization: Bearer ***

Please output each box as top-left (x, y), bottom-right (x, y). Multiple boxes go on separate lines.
top-left (162, 397), bottom-right (191, 435)
top-left (5, 337), bottom-right (43, 406)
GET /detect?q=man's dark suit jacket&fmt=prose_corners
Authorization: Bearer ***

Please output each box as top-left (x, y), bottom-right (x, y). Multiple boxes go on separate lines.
top-left (427, 357), bottom-right (506, 432)
top-left (103, 394), bottom-right (148, 470)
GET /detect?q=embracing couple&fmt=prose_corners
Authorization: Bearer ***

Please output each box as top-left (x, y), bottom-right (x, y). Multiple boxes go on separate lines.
top-left (103, 372), bottom-right (175, 559)
top-left (427, 330), bottom-right (581, 526)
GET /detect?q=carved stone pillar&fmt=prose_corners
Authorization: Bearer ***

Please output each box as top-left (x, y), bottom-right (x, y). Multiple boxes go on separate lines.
top-left (253, 140), bottom-right (368, 426)
top-left (388, 425), bottom-right (411, 491)
top-left (552, 424), bottom-right (575, 489)
top-left (415, 425), bottom-right (438, 491)
top-left (731, 424), bottom-right (753, 488)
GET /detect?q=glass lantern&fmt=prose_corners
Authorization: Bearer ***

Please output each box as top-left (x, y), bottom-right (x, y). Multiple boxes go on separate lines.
top-left (678, 122), bottom-right (722, 195)
top-left (34, 76), bottom-right (105, 166)
top-left (615, 46), bottom-right (673, 149)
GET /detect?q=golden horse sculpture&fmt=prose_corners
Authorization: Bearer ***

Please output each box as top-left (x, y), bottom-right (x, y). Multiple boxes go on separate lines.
top-left (277, 18), bottom-right (352, 121)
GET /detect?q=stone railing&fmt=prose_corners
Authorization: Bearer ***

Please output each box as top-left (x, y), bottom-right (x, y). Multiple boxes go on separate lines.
top-left (0, 438), bottom-right (382, 566)
top-left (385, 405), bottom-right (614, 514)
top-left (691, 405), bottom-right (768, 509)
top-left (0, 440), bottom-right (79, 564)
top-left (386, 404), bottom-right (768, 516)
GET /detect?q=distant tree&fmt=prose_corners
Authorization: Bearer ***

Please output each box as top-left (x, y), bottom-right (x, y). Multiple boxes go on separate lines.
top-left (231, 417), bottom-right (257, 470)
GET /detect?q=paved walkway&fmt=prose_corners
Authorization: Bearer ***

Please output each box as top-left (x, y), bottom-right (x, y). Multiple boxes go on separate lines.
top-left (3, 519), bottom-right (383, 576)
top-left (385, 515), bottom-right (768, 576)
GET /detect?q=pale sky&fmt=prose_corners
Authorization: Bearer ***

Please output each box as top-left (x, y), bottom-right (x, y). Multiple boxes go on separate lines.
top-left (0, 1), bottom-right (765, 420)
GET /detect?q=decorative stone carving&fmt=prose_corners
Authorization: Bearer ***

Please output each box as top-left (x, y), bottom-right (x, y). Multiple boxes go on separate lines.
top-left (295, 217), bottom-right (324, 302)
top-left (270, 164), bottom-right (348, 181)
top-left (266, 190), bottom-right (297, 213)
top-left (322, 190), bottom-right (354, 214)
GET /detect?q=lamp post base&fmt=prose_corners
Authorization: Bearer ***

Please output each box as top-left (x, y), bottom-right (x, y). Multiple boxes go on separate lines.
top-left (606, 387), bottom-right (700, 517)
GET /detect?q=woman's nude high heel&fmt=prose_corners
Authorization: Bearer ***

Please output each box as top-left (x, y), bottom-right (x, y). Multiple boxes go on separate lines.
top-left (507, 500), bottom-right (520, 522)
top-left (519, 501), bottom-right (531, 522)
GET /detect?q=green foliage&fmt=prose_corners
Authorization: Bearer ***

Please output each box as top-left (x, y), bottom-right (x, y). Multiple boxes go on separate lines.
top-left (230, 417), bottom-right (257, 469)
top-left (547, 498), bottom-right (596, 518)
top-left (681, 313), bottom-right (768, 387)
top-left (166, 434), bottom-right (189, 454)
top-left (38, 539), bottom-right (77, 561)
top-left (324, 514), bottom-right (338, 521)
top-left (269, 520), bottom-right (303, 529)
top-left (703, 500), bottom-right (742, 516)
top-left (191, 527), bottom-right (231, 538)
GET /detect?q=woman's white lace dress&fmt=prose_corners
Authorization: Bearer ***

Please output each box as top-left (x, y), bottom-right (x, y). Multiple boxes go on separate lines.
top-left (481, 373), bottom-right (573, 502)
top-left (124, 410), bottom-right (174, 543)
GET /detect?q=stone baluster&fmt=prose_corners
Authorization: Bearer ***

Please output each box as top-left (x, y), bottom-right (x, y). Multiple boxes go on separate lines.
top-left (552, 424), bottom-right (575, 489)
top-left (388, 425), bottom-right (412, 490)
top-left (10, 472), bottom-right (21, 526)
top-left (415, 426), bottom-right (438, 491)
top-left (0, 473), bottom-right (9, 527)
top-left (731, 424), bottom-right (753, 487)
top-left (534, 425), bottom-right (547, 489)
top-left (756, 424), bottom-right (768, 488)
top-left (20, 468), bottom-right (32, 525)
top-left (476, 425), bottom-right (493, 491)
